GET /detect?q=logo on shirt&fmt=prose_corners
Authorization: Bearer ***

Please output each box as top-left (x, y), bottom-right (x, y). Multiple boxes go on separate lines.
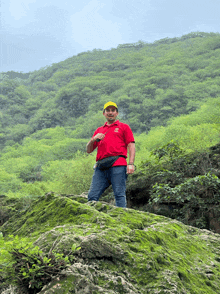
top-left (114, 128), bottom-right (119, 133)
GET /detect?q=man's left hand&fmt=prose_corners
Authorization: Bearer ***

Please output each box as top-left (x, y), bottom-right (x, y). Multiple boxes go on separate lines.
top-left (127, 164), bottom-right (135, 174)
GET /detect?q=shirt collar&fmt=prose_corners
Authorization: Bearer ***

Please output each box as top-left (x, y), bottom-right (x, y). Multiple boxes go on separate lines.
top-left (104, 120), bottom-right (119, 127)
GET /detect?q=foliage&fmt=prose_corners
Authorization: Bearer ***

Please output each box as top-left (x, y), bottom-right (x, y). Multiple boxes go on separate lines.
top-left (150, 173), bottom-right (220, 229)
top-left (151, 141), bottom-right (184, 161)
top-left (1, 32), bottom-right (220, 293)
top-left (0, 32), bottom-right (220, 211)
top-left (134, 97), bottom-right (220, 156)
top-left (1, 32), bottom-right (220, 146)
top-left (151, 173), bottom-right (220, 205)
top-left (127, 141), bottom-right (220, 230)
top-left (0, 71), bottom-right (30, 80)
top-left (0, 127), bottom-right (91, 197)
top-left (10, 248), bottom-right (67, 293)
top-left (0, 168), bottom-right (22, 193)
top-left (1, 195), bottom-right (220, 293)
top-left (0, 95), bottom-right (219, 200)
top-left (0, 235), bottom-right (68, 293)
top-left (42, 152), bottom-right (95, 195)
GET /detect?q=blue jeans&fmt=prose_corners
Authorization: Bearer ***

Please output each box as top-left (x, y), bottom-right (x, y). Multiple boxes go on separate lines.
top-left (88, 166), bottom-right (128, 208)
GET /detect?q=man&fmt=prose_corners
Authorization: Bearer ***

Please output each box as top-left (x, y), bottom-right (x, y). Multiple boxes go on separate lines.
top-left (86, 101), bottom-right (135, 208)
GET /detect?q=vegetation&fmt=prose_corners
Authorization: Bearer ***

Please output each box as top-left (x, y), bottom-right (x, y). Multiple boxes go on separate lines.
top-left (1, 31), bottom-right (220, 293)
top-left (1, 237), bottom-right (67, 294)
top-left (1, 195), bottom-right (220, 293)
top-left (1, 96), bottom-right (219, 201)
top-left (0, 32), bottom-right (219, 201)
top-left (125, 141), bottom-right (220, 231)
top-left (1, 32), bottom-right (220, 147)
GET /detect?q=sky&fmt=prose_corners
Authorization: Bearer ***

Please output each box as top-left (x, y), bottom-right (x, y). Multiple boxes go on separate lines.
top-left (1, 0), bottom-right (220, 73)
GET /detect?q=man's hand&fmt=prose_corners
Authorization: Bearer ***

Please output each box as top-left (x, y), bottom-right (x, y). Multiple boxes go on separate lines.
top-left (86, 133), bottom-right (105, 153)
top-left (127, 164), bottom-right (135, 174)
top-left (127, 142), bottom-right (135, 174)
top-left (94, 133), bottom-right (105, 142)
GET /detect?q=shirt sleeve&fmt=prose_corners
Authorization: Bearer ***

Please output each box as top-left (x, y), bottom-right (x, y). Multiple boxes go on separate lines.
top-left (123, 124), bottom-right (135, 146)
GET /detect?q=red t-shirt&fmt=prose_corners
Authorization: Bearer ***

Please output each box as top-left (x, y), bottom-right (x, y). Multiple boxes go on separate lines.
top-left (91, 120), bottom-right (135, 166)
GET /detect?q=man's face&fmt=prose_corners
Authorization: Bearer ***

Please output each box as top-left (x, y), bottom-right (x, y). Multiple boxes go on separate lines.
top-left (103, 106), bottom-right (118, 123)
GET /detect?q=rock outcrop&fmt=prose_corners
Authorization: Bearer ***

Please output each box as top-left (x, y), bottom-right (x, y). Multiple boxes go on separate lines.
top-left (1, 193), bottom-right (220, 293)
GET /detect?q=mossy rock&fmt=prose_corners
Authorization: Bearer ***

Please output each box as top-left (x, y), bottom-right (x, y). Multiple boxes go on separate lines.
top-left (39, 263), bottom-right (140, 294)
top-left (1, 194), bottom-right (220, 293)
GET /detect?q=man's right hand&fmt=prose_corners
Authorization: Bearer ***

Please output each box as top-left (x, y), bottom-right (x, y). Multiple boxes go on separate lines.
top-left (86, 133), bottom-right (105, 153)
top-left (94, 133), bottom-right (105, 142)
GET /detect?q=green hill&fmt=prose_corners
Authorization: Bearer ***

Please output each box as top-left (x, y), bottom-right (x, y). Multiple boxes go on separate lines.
top-left (1, 32), bottom-right (220, 148)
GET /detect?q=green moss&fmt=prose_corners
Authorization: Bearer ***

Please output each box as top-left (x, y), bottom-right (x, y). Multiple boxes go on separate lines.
top-left (1, 194), bottom-right (220, 293)
top-left (2, 196), bottom-right (111, 236)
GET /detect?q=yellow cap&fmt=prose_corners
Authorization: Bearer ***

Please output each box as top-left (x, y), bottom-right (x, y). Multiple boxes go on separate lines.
top-left (103, 101), bottom-right (118, 110)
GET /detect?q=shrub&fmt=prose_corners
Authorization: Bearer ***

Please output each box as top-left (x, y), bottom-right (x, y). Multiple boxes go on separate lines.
top-left (0, 236), bottom-right (68, 294)
top-left (9, 248), bottom-right (67, 294)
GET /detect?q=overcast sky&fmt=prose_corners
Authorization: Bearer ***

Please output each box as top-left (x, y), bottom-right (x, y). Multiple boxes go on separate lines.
top-left (1, 0), bottom-right (220, 73)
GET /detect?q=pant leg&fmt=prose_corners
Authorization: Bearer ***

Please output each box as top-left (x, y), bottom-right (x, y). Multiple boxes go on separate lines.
top-left (110, 166), bottom-right (128, 208)
top-left (88, 168), bottom-right (110, 202)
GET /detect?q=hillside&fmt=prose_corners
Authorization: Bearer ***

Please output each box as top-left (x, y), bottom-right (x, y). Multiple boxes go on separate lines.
top-left (1, 32), bottom-right (220, 148)
top-left (1, 194), bottom-right (220, 294)
top-left (0, 32), bottom-right (220, 232)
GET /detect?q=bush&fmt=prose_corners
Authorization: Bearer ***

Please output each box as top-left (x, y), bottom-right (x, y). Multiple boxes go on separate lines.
top-left (9, 248), bottom-right (67, 294)
top-left (128, 141), bottom-right (220, 230)
top-left (0, 236), bottom-right (68, 294)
